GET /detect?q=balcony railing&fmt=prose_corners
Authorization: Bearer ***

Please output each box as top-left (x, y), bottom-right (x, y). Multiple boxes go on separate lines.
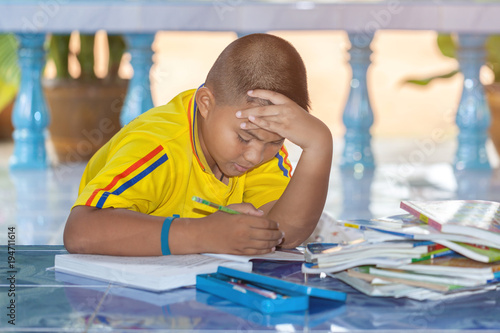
top-left (1, 0), bottom-right (499, 170)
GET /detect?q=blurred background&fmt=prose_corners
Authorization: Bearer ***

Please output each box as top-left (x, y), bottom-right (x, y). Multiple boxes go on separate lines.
top-left (1, 29), bottom-right (500, 245)
top-left (3, 30), bottom-right (498, 166)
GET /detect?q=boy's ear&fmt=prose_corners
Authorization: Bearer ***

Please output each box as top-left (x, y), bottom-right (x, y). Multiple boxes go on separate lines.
top-left (196, 87), bottom-right (215, 119)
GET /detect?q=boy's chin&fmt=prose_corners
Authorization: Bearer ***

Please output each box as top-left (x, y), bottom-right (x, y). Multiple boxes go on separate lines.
top-left (233, 163), bottom-right (251, 173)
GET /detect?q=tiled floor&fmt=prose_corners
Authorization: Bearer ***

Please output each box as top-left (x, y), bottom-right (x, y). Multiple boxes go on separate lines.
top-left (0, 137), bottom-right (499, 246)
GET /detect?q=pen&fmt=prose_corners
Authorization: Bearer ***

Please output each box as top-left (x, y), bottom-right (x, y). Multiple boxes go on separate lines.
top-left (192, 196), bottom-right (240, 215)
top-left (228, 280), bottom-right (280, 299)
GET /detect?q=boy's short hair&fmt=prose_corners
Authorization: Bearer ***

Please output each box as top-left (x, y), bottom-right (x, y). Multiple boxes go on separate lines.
top-left (205, 33), bottom-right (310, 111)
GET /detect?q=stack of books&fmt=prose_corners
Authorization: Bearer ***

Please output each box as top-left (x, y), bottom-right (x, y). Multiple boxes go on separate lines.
top-left (303, 200), bottom-right (500, 300)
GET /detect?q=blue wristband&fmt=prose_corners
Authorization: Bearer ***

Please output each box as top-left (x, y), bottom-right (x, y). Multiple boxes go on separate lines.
top-left (161, 215), bottom-right (179, 255)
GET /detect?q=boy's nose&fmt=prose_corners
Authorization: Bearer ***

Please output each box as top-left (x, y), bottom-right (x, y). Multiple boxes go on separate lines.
top-left (243, 146), bottom-right (264, 166)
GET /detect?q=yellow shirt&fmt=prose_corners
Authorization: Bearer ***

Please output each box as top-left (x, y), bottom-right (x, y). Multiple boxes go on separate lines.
top-left (74, 88), bottom-right (293, 218)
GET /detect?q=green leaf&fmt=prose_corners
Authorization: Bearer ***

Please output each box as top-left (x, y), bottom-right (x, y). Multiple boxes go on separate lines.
top-left (404, 70), bottom-right (460, 86)
top-left (437, 34), bottom-right (457, 59)
top-left (107, 34), bottom-right (125, 79)
top-left (48, 34), bottom-right (70, 79)
top-left (78, 34), bottom-right (96, 80)
top-left (0, 34), bottom-right (20, 111)
top-left (0, 34), bottom-right (20, 85)
top-left (0, 81), bottom-right (17, 112)
top-left (486, 35), bottom-right (500, 82)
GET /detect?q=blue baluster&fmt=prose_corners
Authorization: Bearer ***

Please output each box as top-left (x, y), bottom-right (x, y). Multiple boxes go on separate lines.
top-left (454, 169), bottom-right (493, 200)
top-left (454, 34), bottom-right (491, 170)
top-left (120, 33), bottom-right (155, 126)
top-left (10, 33), bottom-right (50, 170)
top-left (339, 167), bottom-right (374, 220)
top-left (341, 33), bottom-right (375, 169)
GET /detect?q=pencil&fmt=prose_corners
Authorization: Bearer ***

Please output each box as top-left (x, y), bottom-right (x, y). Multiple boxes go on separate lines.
top-left (192, 196), bottom-right (240, 215)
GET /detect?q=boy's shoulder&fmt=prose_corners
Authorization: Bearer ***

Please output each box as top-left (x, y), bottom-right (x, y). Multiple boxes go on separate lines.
top-left (121, 90), bottom-right (196, 143)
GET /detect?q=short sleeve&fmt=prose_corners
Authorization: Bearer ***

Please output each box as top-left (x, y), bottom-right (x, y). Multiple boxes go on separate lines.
top-left (74, 137), bottom-right (173, 214)
top-left (243, 146), bottom-right (292, 209)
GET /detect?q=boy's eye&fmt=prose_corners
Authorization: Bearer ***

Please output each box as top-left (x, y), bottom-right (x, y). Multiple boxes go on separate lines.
top-left (237, 135), bottom-right (250, 144)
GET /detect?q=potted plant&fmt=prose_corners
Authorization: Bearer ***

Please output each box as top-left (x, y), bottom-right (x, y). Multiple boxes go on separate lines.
top-left (0, 34), bottom-right (19, 140)
top-left (407, 34), bottom-right (500, 157)
top-left (43, 32), bottom-right (127, 163)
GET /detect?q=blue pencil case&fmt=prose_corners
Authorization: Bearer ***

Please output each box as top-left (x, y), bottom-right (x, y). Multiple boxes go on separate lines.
top-left (196, 266), bottom-right (346, 314)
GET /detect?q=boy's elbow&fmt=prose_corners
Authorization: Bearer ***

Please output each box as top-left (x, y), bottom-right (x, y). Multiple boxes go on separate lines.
top-left (63, 221), bottom-right (86, 254)
top-left (63, 206), bottom-right (93, 254)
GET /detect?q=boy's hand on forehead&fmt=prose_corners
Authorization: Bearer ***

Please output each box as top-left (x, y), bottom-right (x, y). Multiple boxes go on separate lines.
top-left (236, 90), bottom-right (331, 151)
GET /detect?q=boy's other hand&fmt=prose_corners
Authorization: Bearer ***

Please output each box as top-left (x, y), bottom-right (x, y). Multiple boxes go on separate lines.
top-left (236, 89), bottom-right (332, 152)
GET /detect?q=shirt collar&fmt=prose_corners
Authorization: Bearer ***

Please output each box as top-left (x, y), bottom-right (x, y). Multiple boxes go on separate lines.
top-left (188, 83), bottom-right (209, 173)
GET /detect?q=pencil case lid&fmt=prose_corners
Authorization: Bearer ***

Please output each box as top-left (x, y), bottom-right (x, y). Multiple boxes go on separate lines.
top-left (217, 266), bottom-right (347, 302)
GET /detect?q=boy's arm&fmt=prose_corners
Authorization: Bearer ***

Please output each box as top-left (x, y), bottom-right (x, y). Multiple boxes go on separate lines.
top-left (64, 204), bottom-right (283, 256)
top-left (237, 89), bottom-right (333, 248)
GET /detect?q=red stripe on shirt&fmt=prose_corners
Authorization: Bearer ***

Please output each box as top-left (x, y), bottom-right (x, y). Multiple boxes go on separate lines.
top-left (85, 145), bottom-right (165, 206)
top-left (280, 146), bottom-right (293, 177)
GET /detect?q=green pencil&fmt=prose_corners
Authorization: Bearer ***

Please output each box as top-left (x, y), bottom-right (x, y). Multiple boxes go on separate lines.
top-left (192, 196), bottom-right (240, 215)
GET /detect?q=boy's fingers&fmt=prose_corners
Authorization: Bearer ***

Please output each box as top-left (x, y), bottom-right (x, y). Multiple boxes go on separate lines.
top-left (239, 121), bottom-right (260, 130)
top-left (236, 105), bottom-right (281, 119)
top-left (248, 89), bottom-right (289, 105)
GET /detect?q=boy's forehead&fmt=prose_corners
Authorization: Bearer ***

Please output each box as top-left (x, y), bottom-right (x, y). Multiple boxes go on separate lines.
top-left (217, 98), bottom-right (269, 113)
top-left (215, 100), bottom-right (284, 142)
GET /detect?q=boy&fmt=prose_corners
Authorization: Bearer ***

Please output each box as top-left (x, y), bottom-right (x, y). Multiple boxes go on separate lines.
top-left (64, 33), bottom-right (333, 256)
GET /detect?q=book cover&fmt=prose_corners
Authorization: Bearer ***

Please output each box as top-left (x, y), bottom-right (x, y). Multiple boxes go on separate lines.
top-left (305, 240), bottom-right (433, 263)
top-left (368, 267), bottom-right (484, 287)
top-left (336, 217), bottom-right (500, 249)
top-left (205, 249), bottom-right (305, 263)
top-left (302, 257), bottom-right (412, 274)
top-left (391, 255), bottom-right (500, 279)
top-left (54, 254), bottom-right (252, 292)
top-left (347, 266), bottom-right (460, 292)
top-left (400, 200), bottom-right (500, 245)
top-left (431, 240), bottom-right (500, 263)
top-left (331, 271), bottom-right (426, 298)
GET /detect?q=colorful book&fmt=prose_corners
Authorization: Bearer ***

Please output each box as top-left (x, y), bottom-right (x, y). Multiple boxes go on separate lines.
top-left (332, 271), bottom-right (431, 298)
top-left (302, 257), bottom-right (412, 274)
top-left (367, 267), bottom-right (484, 287)
top-left (431, 240), bottom-right (500, 263)
top-left (305, 240), bottom-right (435, 263)
top-left (400, 200), bottom-right (500, 245)
top-left (336, 216), bottom-right (500, 249)
top-left (346, 266), bottom-right (462, 292)
top-left (334, 270), bottom-right (500, 301)
top-left (388, 255), bottom-right (500, 280)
